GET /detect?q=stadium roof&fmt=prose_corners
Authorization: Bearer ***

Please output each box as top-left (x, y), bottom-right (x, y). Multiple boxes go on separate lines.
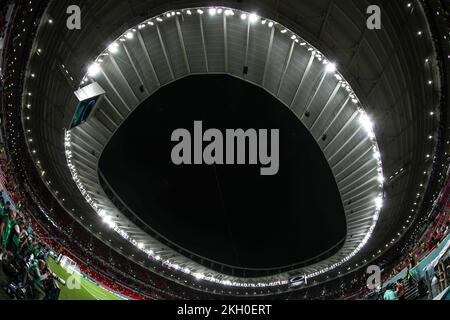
top-left (97, 73), bottom-right (348, 276)
top-left (20, 0), bottom-right (442, 293)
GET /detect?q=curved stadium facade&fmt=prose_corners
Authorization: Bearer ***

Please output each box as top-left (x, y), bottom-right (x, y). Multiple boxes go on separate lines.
top-left (0, 0), bottom-right (449, 300)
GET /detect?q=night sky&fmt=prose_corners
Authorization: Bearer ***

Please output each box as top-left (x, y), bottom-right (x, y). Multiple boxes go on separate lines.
top-left (99, 74), bottom-right (346, 271)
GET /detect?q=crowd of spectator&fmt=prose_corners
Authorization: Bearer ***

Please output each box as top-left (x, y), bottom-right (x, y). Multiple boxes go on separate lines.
top-left (0, 0), bottom-right (186, 300)
top-left (281, 170), bottom-right (450, 301)
top-left (0, 138), bottom-right (226, 300)
top-left (0, 147), bottom-right (176, 299)
top-left (0, 149), bottom-right (60, 299)
top-left (385, 184), bottom-right (450, 283)
top-left (370, 178), bottom-right (450, 300)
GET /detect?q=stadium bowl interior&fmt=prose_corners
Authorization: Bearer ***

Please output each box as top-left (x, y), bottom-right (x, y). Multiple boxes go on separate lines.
top-left (1, 0), bottom-right (449, 299)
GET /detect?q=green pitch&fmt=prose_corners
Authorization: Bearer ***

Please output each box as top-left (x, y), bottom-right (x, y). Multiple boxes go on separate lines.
top-left (48, 258), bottom-right (125, 300)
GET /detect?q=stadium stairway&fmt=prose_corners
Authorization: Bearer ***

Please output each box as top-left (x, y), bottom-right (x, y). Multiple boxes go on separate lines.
top-left (403, 280), bottom-right (420, 300)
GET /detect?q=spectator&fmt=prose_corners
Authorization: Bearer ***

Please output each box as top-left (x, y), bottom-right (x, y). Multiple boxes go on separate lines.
top-left (420, 241), bottom-right (426, 253)
top-left (22, 258), bottom-right (50, 300)
top-left (406, 264), bottom-right (416, 285)
top-left (395, 279), bottom-right (405, 300)
top-left (408, 250), bottom-right (416, 267)
top-left (383, 283), bottom-right (399, 300)
top-left (0, 208), bottom-right (17, 260)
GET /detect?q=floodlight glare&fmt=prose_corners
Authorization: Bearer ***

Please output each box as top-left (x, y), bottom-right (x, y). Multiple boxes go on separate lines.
top-left (249, 13), bottom-right (258, 23)
top-left (325, 62), bottom-right (337, 73)
top-left (87, 63), bottom-right (101, 77)
top-left (102, 215), bottom-right (112, 224)
top-left (108, 42), bottom-right (119, 54)
top-left (359, 113), bottom-right (374, 134)
top-left (225, 9), bottom-right (234, 16)
top-left (375, 197), bottom-right (383, 210)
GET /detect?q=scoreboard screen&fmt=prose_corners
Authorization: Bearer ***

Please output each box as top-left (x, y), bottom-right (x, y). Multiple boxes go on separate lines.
top-left (70, 82), bottom-right (105, 129)
top-left (70, 95), bottom-right (100, 129)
